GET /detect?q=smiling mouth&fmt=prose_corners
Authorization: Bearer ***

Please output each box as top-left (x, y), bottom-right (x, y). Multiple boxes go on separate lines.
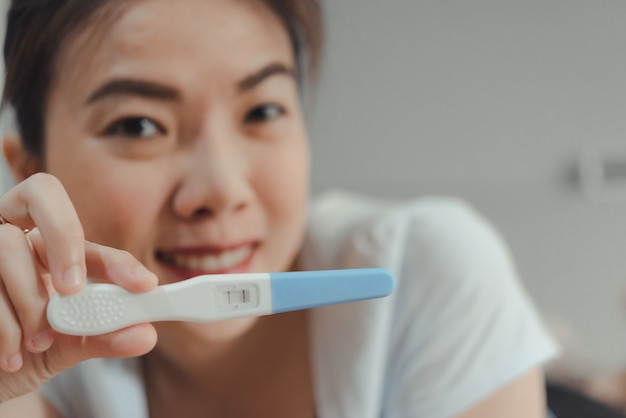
top-left (157, 245), bottom-right (255, 273)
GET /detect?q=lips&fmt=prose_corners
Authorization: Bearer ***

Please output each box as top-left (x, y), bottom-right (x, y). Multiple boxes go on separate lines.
top-left (156, 243), bottom-right (256, 276)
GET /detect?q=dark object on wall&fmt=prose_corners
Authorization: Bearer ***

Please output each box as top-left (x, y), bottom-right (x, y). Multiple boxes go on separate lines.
top-left (547, 382), bottom-right (626, 418)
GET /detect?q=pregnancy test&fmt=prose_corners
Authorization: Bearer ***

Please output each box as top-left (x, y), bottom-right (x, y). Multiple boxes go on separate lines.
top-left (47, 268), bottom-right (395, 336)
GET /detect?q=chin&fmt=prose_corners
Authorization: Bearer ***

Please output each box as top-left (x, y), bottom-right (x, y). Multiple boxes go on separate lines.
top-left (154, 316), bottom-right (260, 345)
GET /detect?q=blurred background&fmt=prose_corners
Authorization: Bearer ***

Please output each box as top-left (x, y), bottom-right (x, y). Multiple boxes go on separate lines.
top-left (305, 0), bottom-right (626, 381)
top-left (2, 0), bottom-right (626, 397)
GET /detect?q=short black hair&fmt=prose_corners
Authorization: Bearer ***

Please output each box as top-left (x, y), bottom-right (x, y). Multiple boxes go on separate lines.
top-left (2, 0), bottom-right (323, 156)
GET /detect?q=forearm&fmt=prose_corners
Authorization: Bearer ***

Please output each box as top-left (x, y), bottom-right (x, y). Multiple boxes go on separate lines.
top-left (457, 368), bottom-right (547, 418)
top-left (0, 392), bottom-right (61, 418)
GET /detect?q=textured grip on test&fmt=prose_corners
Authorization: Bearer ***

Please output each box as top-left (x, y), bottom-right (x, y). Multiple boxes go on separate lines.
top-left (47, 284), bottom-right (131, 336)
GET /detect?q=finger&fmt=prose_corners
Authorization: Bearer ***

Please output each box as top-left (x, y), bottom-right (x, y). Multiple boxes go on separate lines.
top-left (78, 324), bottom-right (157, 359)
top-left (0, 226), bottom-right (27, 372)
top-left (40, 324), bottom-right (157, 375)
top-left (29, 234), bottom-right (158, 293)
top-left (21, 228), bottom-right (60, 298)
top-left (84, 242), bottom-right (158, 292)
top-left (0, 226), bottom-right (54, 355)
top-left (0, 281), bottom-right (23, 373)
top-left (0, 173), bottom-right (86, 295)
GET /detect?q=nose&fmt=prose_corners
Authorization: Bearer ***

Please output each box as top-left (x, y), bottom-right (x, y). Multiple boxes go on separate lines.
top-left (171, 135), bottom-right (252, 221)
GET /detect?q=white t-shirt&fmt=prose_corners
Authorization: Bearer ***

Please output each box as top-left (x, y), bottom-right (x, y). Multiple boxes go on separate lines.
top-left (40, 191), bottom-right (559, 418)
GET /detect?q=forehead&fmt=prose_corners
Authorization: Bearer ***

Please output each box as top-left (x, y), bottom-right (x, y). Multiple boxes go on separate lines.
top-left (52, 0), bottom-right (294, 99)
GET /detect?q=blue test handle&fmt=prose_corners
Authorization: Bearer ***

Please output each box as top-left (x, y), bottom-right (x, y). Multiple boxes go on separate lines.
top-left (269, 268), bottom-right (396, 313)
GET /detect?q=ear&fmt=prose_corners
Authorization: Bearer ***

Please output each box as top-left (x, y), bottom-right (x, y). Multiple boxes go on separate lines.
top-left (2, 133), bottom-right (42, 182)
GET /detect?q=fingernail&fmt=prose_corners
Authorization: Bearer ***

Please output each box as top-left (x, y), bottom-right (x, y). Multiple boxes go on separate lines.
top-left (31, 329), bottom-right (54, 352)
top-left (133, 264), bottom-right (150, 277)
top-left (133, 265), bottom-right (157, 283)
top-left (63, 265), bottom-right (83, 289)
top-left (5, 352), bottom-right (22, 372)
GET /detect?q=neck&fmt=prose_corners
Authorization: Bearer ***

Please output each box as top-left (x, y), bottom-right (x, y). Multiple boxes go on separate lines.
top-left (145, 317), bottom-right (259, 382)
top-left (143, 311), bottom-right (315, 417)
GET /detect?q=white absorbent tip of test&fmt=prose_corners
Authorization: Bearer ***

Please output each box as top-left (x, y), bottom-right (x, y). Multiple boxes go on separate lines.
top-left (46, 268), bottom-right (396, 336)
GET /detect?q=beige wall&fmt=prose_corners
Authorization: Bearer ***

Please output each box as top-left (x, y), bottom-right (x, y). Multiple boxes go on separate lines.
top-left (308, 0), bottom-right (626, 371)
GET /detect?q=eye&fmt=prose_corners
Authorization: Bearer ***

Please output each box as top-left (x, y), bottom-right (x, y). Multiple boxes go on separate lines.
top-left (103, 117), bottom-right (165, 138)
top-left (244, 103), bottom-right (285, 123)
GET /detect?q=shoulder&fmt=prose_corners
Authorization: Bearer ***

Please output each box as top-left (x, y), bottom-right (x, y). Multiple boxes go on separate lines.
top-left (302, 190), bottom-right (512, 283)
top-left (306, 191), bottom-right (558, 417)
top-left (302, 190), bottom-right (535, 353)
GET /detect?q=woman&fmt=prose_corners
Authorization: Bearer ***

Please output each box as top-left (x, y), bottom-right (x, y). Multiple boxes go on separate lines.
top-left (0, 0), bottom-right (557, 416)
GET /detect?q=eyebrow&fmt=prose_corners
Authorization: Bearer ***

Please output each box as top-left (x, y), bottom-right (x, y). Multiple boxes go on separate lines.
top-left (85, 62), bottom-right (295, 105)
top-left (237, 62), bottom-right (296, 92)
top-left (86, 79), bottom-right (181, 105)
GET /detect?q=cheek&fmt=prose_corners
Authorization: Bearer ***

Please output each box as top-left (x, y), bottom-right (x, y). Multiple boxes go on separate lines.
top-left (78, 173), bottom-right (157, 247)
top-left (255, 138), bottom-right (310, 250)
top-left (48, 152), bottom-right (167, 252)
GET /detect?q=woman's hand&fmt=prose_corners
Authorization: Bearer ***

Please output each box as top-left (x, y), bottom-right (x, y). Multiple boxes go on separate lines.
top-left (0, 173), bottom-right (158, 403)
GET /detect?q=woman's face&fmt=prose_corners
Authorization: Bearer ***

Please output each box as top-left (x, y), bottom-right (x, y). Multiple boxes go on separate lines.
top-left (43, 0), bottom-right (310, 286)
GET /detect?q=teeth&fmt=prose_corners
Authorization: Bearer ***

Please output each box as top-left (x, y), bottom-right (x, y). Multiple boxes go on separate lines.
top-left (167, 246), bottom-right (252, 272)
